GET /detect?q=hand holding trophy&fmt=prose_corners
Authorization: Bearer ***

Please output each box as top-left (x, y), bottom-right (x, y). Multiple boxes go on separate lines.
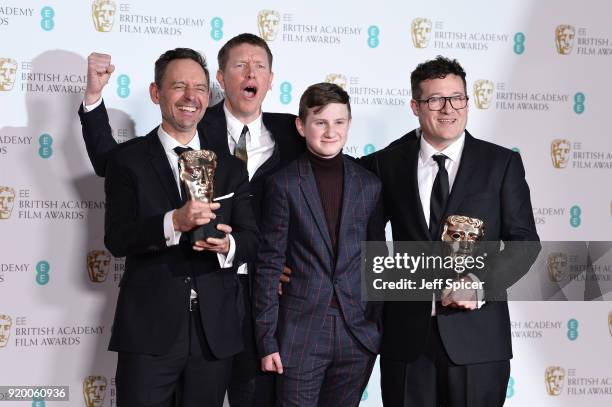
top-left (177, 149), bottom-right (226, 242)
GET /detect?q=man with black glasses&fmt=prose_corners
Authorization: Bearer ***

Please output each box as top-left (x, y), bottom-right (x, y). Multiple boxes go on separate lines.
top-left (361, 56), bottom-right (539, 407)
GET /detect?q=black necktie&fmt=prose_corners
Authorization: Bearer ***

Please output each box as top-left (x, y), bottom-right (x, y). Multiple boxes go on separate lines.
top-left (429, 154), bottom-right (449, 240)
top-left (173, 146), bottom-right (193, 205)
top-left (234, 125), bottom-right (249, 164)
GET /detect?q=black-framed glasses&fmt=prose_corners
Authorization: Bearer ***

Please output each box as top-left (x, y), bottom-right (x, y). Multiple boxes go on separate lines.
top-left (415, 95), bottom-right (469, 111)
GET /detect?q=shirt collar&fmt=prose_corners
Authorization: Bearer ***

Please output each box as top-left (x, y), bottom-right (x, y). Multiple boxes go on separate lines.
top-left (223, 103), bottom-right (263, 147)
top-left (157, 125), bottom-right (200, 155)
top-left (419, 130), bottom-right (465, 165)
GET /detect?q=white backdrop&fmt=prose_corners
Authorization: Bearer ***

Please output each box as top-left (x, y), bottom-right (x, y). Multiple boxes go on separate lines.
top-left (1, 0), bottom-right (611, 405)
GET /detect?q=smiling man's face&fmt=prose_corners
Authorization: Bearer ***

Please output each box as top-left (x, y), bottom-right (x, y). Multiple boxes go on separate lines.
top-left (410, 73), bottom-right (468, 151)
top-left (216, 43), bottom-right (273, 124)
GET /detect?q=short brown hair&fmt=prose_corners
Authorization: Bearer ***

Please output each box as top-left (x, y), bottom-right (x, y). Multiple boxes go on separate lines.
top-left (217, 33), bottom-right (273, 71)
top-left (154, 48), bottom-right (209, 87)
top-left (298, 82), bottom-right (351, 122)
top-left (411, 56), bottom-right (466, 99)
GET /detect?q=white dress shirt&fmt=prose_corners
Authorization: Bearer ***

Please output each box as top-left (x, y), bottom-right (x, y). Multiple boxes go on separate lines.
top-left (416, 130), bottom-right (484, 313)
top-left (223, 104), bottom-right (275, 182)
top-left (157, 126), bottom-right (235, 270)
top-left (83, 97), bottom-right (236, 272)
top-left (223, 104), bottom-right (275, 275)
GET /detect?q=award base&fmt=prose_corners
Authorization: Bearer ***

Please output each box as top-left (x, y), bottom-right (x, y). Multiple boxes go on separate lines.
top-left (189, 215), bottom-right (225, 243)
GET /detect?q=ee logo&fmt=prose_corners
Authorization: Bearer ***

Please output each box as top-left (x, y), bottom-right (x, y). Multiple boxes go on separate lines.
top-left (40, 6), bottom-right (54, 31)
top-left (573, 92), bottom-right (585, 114)
top-left (210, 17), bottom-right (223, 41)
top-left (569, 205), bottom-right (581, 228)
top-left (280, 82), bottom-right (292, 105)
top-left (39, 134), bottom-right (53, 159)
top-left (367, 25), bottom-right (380, 48)
top-left (513, 32), bottom-right (525, 55)
top-left (36, 260), bottom-right (50, 286)
top-left (567, 318), bottom-right (579, 341)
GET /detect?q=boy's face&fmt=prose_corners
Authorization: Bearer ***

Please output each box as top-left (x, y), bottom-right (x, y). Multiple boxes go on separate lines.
top-left (296, 103), bottom-right (351, 159)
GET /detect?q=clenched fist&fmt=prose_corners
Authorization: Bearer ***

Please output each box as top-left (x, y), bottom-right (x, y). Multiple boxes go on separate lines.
top-left (85, 52), bottom-right (115, 105)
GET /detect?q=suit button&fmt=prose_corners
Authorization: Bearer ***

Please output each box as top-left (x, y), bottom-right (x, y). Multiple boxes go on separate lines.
top-left (184, 277), bottom-right (191, 284)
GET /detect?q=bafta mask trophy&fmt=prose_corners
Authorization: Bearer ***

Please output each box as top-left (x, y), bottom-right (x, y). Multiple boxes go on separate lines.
top-left (547, 252), bottom-right (568, 282)
top-left (0, 314), bottom-right (12, 348)
top-left (177, 149), bottom-right (225, 242)
top-left (83, 375), bottom-right (107, 407)
top-left (555, 25), bottom-right (575, 55)
top-left (544, 366), bottom-right (565, 396)
top-left (551, 139), bottom-right (571, 169)
top-left (441, 215), bottom-right (485, 262)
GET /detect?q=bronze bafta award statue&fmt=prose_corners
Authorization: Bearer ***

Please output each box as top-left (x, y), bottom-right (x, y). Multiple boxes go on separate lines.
top-left (441, 215), bottom-right (485, 262)
top-left (177, 149), bottom-right (225, 242)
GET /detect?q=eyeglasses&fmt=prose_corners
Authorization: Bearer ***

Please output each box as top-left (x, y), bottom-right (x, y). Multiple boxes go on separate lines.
top-left (415, 95), bottom-right (469, 111)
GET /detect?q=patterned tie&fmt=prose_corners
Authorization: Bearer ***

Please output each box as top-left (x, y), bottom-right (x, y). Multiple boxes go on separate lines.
top-left (173, 146), bottom-right (193, 204)
top-left (429, 154), bottom-right (449, 240)
top-left (234, 125), bottom-right (249, 164)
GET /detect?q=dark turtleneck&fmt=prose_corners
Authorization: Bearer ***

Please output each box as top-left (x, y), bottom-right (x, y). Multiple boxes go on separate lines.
top-left (307, 149), bottom-right (344, 255)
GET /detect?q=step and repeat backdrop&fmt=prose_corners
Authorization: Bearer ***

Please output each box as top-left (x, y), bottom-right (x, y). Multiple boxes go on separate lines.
top-left (1, 0), bottom-right (611, 405)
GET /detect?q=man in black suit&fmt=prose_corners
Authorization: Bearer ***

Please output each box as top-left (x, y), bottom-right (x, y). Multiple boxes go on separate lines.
top-left (104, 48), bottom-right (258, 406)
top-left (362, 57), bottom-right (540, 406)
top-left (78, 34), bottom-right (305, 407)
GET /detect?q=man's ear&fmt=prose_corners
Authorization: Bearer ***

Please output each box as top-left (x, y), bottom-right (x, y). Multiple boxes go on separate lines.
top-left (295, 116), bottom-right (305, 138)
top-left (216, 70), bottom-right (225, 90)
top-left (410, 99), bottom-right (420, 116)
top-left (149, 82), bottom-right (160, 105)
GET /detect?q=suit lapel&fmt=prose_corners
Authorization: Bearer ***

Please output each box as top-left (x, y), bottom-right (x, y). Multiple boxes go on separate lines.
top-left (199, 102), bottom-right (231, 154)
top-left (335, 156), bottom-right (357, 274)
top-left (297, 155), bottom-right (334, 257)
top-left (444, 131), bottom-right (477, 218)
top-left (147, 128), bottom-right (182, 208)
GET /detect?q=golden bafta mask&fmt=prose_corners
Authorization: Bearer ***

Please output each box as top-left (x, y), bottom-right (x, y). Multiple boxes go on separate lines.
top-left (325, 73), bottom-right (347, 90)
top-left (555, 25), bottom-right (575, 55)
top-left (547, 252), bottom-right (568, 282)
top-left (83, 376), bottom-right (107, 407)
top-left (178, 150), bottom-right (224, 241)
top-left (411, 18), bottom-right (432, 48)
top-left (178, 150), bottom-right (217, 202)
top-left (473, 79), bottom-right (494, 109)
top-left (87, 250), bottom-right (111, 283)
top-left (544, 366), bottom-right (565, 396)
top-left (92, 0), bottom-right (116, 32)
top-left (0, 186), bottom-right (16, 219)
top-left (441, 215), bottom-right (485, 259)
top-left (0, 58), bottom-right (17, 91)
top-left (551, 139), bottom-right (571, 169)
top-left (608, 310), bottom-right (612, 337)
top-left (257, 10), bottom-right (281, 41)
top-left (0, 314), bottom-right (12, 348)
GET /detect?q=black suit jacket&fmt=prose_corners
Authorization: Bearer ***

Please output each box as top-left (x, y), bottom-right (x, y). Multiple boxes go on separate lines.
top-left (78, 100), bottom-right (306, 227)
top-left (361, 129), bottom-right (540, 365)
top-left (104, 128), bottom-right (258, 358)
